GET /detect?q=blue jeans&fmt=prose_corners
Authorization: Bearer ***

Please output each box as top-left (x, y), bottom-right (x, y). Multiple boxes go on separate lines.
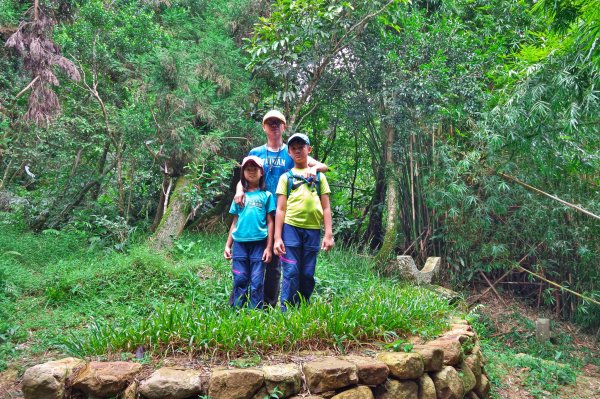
top-left (279, 224), bottom-right (320, 311)
top-left (232, 240), bottom-right (266, 309)
top-left (263, 255), bottom-right (281, 308)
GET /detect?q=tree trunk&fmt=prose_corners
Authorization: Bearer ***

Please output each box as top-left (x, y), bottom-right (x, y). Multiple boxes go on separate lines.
top-left (365, 166), bottom-right (386, 249)
top-left (374, 108), bottom-right (399, 268)
top-left (150, 175), bottom-right (169, 232)
top-left (91, 141), bottom-right (110, 201)
top-left (150, 175), bottom-right (191, 250)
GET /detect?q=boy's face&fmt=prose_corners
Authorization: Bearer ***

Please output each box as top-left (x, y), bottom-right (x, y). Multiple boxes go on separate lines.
top-left (288, 141), bottom-right (311, 163)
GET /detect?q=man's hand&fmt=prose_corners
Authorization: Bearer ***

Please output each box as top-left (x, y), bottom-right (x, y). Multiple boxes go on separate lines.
top-left (233, 191), bottom-right (245, 207)
top-left (321, 234), bottom-right (334, 251)
top-left (300, 166), bottom-right (318, 180)
top-left (262, 247), bottom-right (272, 263)
top-left (273, 239), bottom-right (286, 256)
top-left (224, 246), bottom-right (232, 260)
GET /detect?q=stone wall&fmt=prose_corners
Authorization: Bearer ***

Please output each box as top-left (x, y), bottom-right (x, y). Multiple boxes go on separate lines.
top-left (21, 320), bottom-right (490, 399)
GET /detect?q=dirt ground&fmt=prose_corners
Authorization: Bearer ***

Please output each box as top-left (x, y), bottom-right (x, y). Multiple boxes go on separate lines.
top-left (1, 291), bottom-right (598, 399)
top-left (470, 290), bottom-right (600, 399)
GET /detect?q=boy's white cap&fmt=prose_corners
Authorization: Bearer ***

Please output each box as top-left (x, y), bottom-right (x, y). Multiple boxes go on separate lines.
top-left (287, 133), bottom-right (310, 146)
top-left (262, 110), bottom-right (286, 124)
top-left (241, 155), bottom-right (264, 170)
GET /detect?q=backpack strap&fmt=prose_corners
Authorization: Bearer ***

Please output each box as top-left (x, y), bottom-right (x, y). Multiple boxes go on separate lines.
top-left (286, 170), bottom-right (298, 197)
top-left (286, 170), bottom-right (321, 196)
top-left (315, 171), bottom-right (321, 196)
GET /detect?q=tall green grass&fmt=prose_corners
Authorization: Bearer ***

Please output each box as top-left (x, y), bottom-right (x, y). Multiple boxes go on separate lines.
top-left (60, 283), bottom-right (451, 357)
top-left (0, 224), bottom-right (456, 366)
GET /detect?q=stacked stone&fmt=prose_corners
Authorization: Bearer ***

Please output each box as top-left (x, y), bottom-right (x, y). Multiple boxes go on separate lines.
top-left (21, 320), bottom-right (491, 399)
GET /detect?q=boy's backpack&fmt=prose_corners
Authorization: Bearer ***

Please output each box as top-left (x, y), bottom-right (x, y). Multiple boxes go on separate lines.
top-left (285, 170), bottom-right (321, 197)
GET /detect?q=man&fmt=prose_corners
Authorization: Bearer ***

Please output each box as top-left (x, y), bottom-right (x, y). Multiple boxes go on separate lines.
top-left (234, 110), bottom-right (327, 307)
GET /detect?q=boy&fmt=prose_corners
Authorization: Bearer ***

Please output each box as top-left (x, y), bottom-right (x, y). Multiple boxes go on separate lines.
top-left (273, 133), bottom-right (334, 311)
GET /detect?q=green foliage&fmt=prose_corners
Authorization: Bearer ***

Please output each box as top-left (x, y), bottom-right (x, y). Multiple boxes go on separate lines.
top-left (1, 0), bottom-right (597, 335)
top-left (61, 282), bottom-right (451, 357)
top-left (0, 0), bottom-right (27, 25)
top-left (263, 386), bottom-right (283, 399)
top-left (229, 354), bottom-right (261, 368)
top-left (1, 0), bottom-right (262, 241)
top-left (426, 0), bottom-right (599, 327)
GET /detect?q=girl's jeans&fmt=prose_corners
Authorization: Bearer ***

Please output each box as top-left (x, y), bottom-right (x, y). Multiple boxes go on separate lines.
top-left (232, 239), bottom-right (266, 309)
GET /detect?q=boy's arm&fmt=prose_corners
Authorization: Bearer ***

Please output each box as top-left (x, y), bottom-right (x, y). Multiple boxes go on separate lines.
top-left (233, 180), bottom-right (245, 206)
top-left (224, 215), bottom-right (238, 259)
top-left (320, 194), bottom-right (334, 251)
top-left (263, 213), bottom-right (274, 263)
top-left (273, 195), bottom-right (287, 256)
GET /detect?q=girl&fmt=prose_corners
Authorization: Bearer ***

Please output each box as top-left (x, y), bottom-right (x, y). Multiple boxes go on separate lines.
top-left (224, 156), bottom-right (276, 308)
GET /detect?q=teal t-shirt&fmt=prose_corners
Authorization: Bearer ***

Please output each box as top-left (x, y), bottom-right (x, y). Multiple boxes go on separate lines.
top-left (229, 190), bottom-right (276, 242)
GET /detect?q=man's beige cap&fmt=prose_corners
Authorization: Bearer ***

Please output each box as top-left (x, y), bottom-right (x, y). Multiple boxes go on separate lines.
top-left (262, 110), bottom-right (286, 125)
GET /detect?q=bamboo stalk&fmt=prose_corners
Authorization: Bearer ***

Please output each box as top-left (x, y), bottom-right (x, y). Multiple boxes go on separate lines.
top-left (477, 242), bottom-right (544, 300)
top-left (498, 172), bottom-right (600, 221)
top-left (479, 271), bottom-right (507, 306)
top-left (518, 265), bottom-right (600, 307)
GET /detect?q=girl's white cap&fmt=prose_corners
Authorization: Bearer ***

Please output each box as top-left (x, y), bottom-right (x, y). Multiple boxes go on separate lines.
top-left (241, 155), bottom-right (264, 170)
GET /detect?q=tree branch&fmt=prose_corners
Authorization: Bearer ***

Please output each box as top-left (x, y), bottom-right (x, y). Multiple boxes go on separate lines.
top-left (15, 76), bottom-right (39, 98)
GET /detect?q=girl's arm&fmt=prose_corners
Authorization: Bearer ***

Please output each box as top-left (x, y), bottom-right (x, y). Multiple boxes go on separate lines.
top-left (224, 215), bottom-right (238, 260)
top-left (273, 195), bottom-right (287, 256)
top-left (263, 213), bottom-right (274, 263)
top-left (320, 194), bottom-right (334, 251)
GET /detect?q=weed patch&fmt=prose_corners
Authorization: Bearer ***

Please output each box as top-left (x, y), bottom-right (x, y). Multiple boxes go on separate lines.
top-left (469, 305), bottom-right (585, 399)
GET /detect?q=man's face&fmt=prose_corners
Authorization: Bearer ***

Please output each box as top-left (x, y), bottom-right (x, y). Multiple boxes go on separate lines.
top-left (288, 141), bottom-right (311, 162)
top-left (263, 118), bottom-right (285, 139)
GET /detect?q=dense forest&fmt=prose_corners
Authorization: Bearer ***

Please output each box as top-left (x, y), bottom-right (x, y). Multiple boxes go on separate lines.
top-left (0, 0), bottom-right (598, 330)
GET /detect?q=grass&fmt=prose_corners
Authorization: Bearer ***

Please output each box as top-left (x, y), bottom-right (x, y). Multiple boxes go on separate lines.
top-left (468, 308), bottom-right (594, 399)
top-left (0, 223), bottom-right (456, 369)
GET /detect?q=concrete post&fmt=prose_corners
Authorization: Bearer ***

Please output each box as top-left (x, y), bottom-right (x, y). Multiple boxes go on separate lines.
top-left (535, 318), bottom-right (551, 342)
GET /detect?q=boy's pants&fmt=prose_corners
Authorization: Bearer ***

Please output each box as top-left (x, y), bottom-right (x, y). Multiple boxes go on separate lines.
top-left (232, 240), bottom-right (266, 309)
top-left (279, 224), bottom-right (320, 311)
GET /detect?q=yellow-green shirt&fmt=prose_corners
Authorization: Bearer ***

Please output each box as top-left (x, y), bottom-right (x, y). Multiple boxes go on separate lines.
top-left (276, 168), bottom-right (331, 229)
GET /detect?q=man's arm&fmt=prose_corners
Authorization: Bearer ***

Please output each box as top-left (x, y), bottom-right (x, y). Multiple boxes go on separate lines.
top-left (233, 180), bottom-right (245, 206)
top-left (302, 157), bottom-right (328, 179)
top-left (273, 195), bottom-right (287, 256)
top-left (320, 194), bottom-right (334, 251)
top-left (307, 156), bottom-right (328, 172)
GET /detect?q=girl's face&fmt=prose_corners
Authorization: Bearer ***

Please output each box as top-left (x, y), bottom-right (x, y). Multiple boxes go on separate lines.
top-left (243, 164), bottom-right (262, 186)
